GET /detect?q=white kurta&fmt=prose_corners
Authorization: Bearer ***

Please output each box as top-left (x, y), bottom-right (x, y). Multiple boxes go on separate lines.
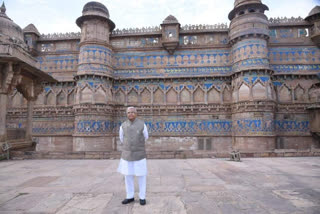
top-left (117, 124), bottom-right (148, 176)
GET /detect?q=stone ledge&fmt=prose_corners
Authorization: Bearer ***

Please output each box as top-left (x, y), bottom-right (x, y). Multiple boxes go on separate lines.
top-left (8, 149), bottom-right (320, 160)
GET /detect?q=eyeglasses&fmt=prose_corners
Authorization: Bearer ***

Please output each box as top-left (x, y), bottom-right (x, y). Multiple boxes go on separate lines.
top-left (127, 112), bottom-right (136, 114)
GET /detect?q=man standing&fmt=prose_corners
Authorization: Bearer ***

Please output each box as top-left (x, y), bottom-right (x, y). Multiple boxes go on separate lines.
top-left (117, 106), bottom-right (148, 206)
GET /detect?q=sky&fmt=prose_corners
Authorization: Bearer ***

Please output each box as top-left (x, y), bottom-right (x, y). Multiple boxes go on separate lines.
top-left (3, 0), bottom-right (320, 34)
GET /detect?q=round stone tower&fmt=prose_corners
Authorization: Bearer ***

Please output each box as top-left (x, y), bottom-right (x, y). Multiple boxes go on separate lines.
top-left (228, 0), bottom-right (276, 152)
top-left (76, 1), bottom-right (115, 78)
top-left (73, 2), bottom-right (116, 152)
top-left (305, 6), bottom-right (320, 47)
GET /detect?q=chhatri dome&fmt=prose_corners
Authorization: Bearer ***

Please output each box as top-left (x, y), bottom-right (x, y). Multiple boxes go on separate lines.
top-left (23, 23), bottom-right (41, 37)
top-left (234, 0), bottom-right (262, 7)
top-left (82, 1), bottom-right (110, 19)
top-left (76, 1), bottom-right (115, 31)
top-left (305, 6), bottom-right (320, 21)
top-left (162, 15), bottom-right (179, 24)
top-left (0, 2), bottom-right (24, 43)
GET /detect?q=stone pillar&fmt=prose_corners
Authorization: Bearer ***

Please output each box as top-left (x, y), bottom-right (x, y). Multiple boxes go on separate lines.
top-left (73, 2), bottom-right (116, 152)
top-left (15, 74), bottom-right (43, 143)
top-left (229, 0), bottom-right (276, 152)
top-left (25, 100), bottom-right (34, 140)
top-left (0, 93), bottom-right (7, 142)
top-left (0, 62), bottom-right (13, 144)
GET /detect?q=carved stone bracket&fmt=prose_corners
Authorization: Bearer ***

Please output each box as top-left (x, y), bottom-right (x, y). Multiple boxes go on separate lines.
top-left (16, 79), bottom-right (43, 101)
top-left (0, 62), bottom-right (22, 94)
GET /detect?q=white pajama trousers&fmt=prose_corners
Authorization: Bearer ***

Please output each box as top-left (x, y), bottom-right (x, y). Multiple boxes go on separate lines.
top-left (117, 158), bottom-right (147, 200)
top-left (125, 175), bottom-right (146, 200)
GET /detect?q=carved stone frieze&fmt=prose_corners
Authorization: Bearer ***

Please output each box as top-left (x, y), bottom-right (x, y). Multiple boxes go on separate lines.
top-left (73, 104), bottom-right (115, 115)
top-left (7, 106), bottom-right (74, 117)
top-left (276, 103), bottom-right (314, 113)
top-left (231, 100), bottom-right (276, 113)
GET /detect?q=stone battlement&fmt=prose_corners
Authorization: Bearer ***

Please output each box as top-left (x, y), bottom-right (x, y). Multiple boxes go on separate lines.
top-left (38, 17), bottom-right (308, 40)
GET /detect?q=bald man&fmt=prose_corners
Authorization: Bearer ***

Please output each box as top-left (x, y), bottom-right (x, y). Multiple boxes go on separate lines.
top-left (117, 107), bottom-right (148, 206)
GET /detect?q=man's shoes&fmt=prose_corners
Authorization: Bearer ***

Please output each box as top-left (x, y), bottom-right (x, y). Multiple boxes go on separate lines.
top-left (122, 198), bottom-right (134, 204)
top-left (140, 199), bottom-right (146, 206)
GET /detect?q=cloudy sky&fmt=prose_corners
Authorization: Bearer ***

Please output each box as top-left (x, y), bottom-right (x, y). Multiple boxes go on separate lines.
top-left (4, 0), bottom-right (320, 34)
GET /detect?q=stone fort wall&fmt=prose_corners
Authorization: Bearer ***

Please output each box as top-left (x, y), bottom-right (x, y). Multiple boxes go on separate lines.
top-left (6, 1), bottom-right (320, 157)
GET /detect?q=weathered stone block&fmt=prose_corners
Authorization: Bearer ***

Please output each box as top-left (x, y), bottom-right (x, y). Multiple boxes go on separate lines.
top-left (73, 137), bottom-right (113, 151)
top-left (233, 137), bottom-right (276, 152)
top-left (284, 152), bottom-right (295, 157)
top-left (36, 137), bottom-right (73, 152)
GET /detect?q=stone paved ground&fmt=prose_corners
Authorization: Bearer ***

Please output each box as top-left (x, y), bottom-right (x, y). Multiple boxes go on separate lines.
top-left (0, 157), bottom-right (319, 214)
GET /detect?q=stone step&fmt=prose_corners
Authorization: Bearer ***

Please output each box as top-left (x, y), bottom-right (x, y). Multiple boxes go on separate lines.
top-left (9, 149), bottom-right (320, 160)
top-left (10, 150), bottom-right (220, 160)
